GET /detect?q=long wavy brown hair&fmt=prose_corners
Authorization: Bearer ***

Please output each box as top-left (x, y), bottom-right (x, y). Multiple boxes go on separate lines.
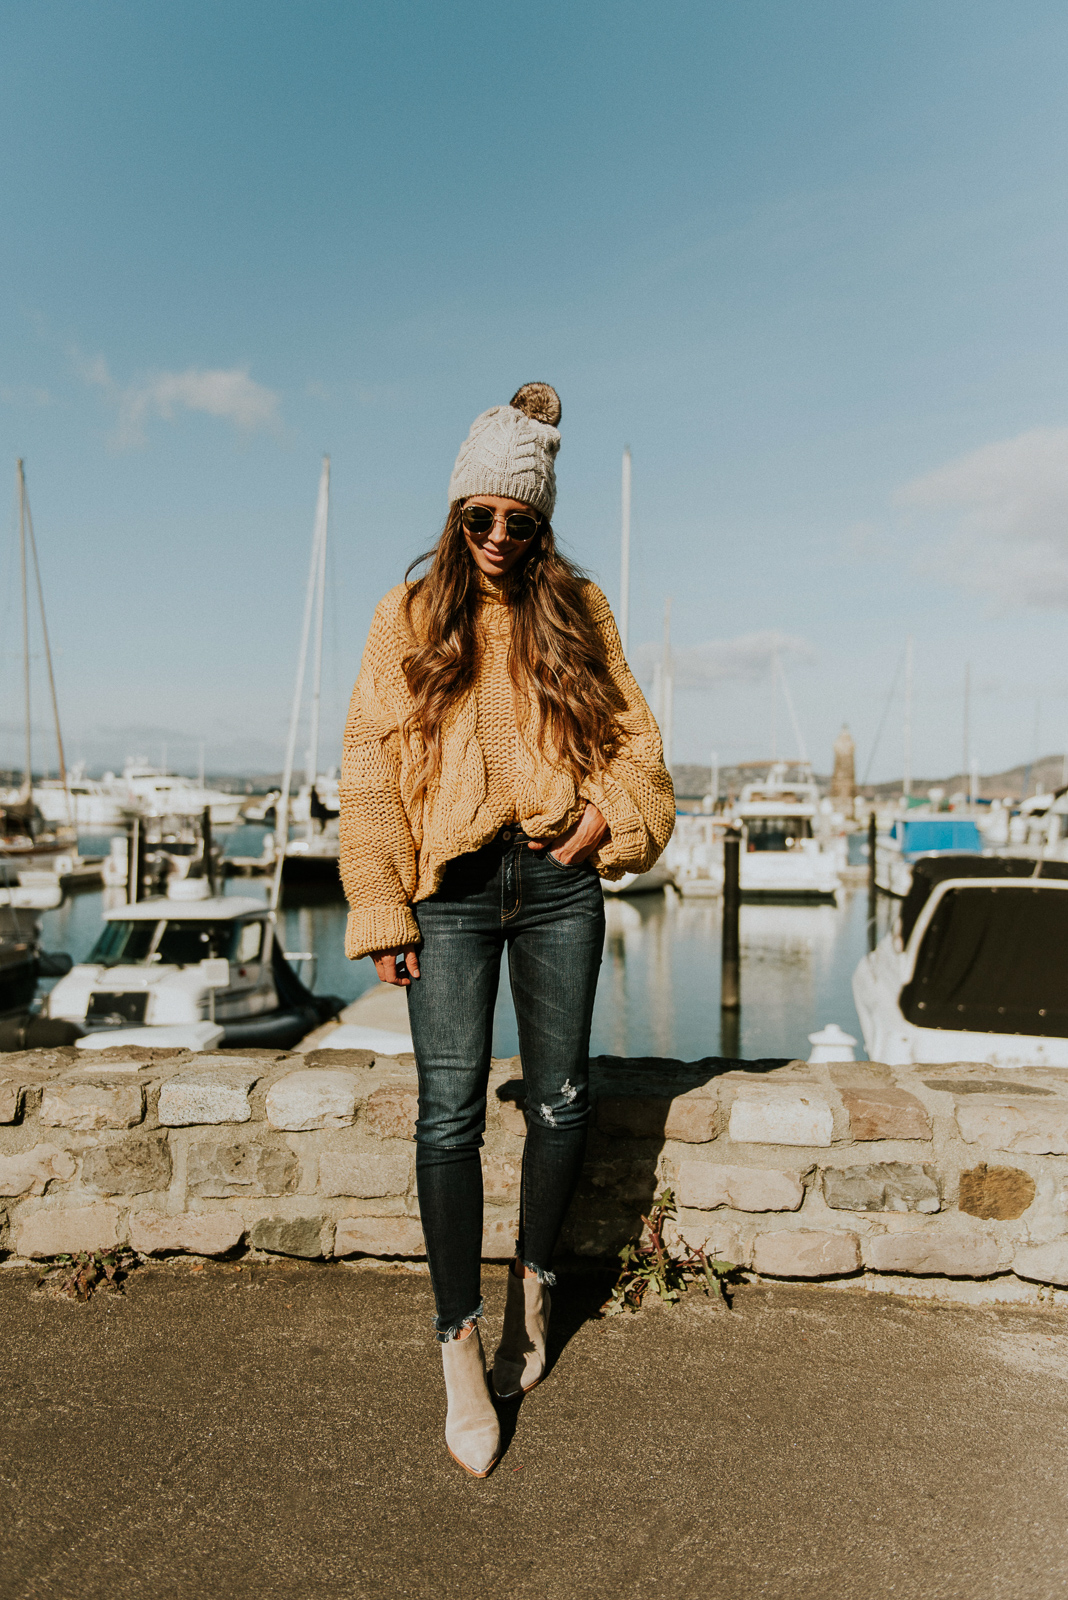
top-left (401, 504), bottom-right (626, 799)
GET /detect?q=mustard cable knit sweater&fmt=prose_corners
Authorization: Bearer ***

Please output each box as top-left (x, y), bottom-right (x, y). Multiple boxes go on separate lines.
top-left (339, 577), bottom-right (675, 960)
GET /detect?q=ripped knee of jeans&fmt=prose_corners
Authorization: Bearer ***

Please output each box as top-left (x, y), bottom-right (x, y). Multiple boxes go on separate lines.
top-left (528, 1077), bottom-right (587, 1129)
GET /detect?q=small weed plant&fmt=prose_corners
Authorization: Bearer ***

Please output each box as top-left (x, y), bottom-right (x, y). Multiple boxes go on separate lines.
top-left (37, 1247), bottom-right (140, 1302)
top-left (602, 1187), bottom-right (743, 1316)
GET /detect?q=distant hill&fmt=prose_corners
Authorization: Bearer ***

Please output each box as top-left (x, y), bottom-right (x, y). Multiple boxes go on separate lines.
top-left (671, 755), bottom-right (1068, 803)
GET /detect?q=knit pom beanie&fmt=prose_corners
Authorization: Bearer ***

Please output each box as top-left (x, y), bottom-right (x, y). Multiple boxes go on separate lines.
top-left (448, 382), bottom-right (562, 519)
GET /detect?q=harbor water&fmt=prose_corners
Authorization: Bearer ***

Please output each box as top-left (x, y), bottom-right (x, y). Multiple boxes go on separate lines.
top-left (41, 828), bottom-right (890, 1062)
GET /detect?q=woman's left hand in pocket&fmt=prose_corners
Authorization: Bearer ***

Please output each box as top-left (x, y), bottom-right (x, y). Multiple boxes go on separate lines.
top-left (526, 802), bottom-right (609, 866)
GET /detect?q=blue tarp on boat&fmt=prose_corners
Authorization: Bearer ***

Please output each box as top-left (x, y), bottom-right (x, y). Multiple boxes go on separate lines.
top-left (890, 817), bottom-right (982, 859)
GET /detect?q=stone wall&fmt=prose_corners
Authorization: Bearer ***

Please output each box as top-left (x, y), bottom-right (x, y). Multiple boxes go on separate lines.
top-left (4, 1044), bottom-right (1068, 1299)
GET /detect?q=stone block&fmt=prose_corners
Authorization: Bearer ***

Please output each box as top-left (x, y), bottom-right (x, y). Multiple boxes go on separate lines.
top-left (17, 1203), bottom-right (121, 1259)
top-left (157, 1068), bottom-right (259, 1127)
top-left (186, 1139), bottom-right (299, 1198)
top-left (958, 1163), bottom-right (1036, 1220)
top-left (265, 1070), bottom-right (358, 1131)
top-left (664, 1095), bottom-right (718, 1143)
top-left (302, 1048), bottom-right (374, 1070)
top-left (481, 1211), bottom-right (518, 1259)
top-left (39, 1083), bottom-right (145, 1132)
top-left (676, 1161), bottom-right (804, 1212)
top-left (823, 1162), bottom-right (940, 1214)
top-left (673, 1214), bottom-right (745, 1265)
top-left (729, 1094), bottom-right (834, 1147)
top-left (482, 1154), bottom-right (521, 1202)
top-left (752, 1229), bottom-right (860, 1278)
top-left (318, 1147), bottom-right (411, 1198)
top-left (249, 1215), bottom-right (325, 1258)
top-left (955, 1100), bottom-right (1068, 1155)
top-left (498, 1102), bottom-right (526, 1136)
top-left (598, 1097), bottom-right (669, 1140)
top-left (81, 1133), bottom-right (172, 1195)
top-left (129, 1211), bottom-right (245, 1256)
top-left (583, 1154), bottom-right (659, 1202)
top-left (864, 1231), bottom-right (1000, 1278)
top-left (361, 1085), bottom-right (418, 1140)
top-left (0, 1080), bottom-right (21, 1122)
top-left (333, 1215), bottom-right (425, 1257)
top-left (0, 1144), bottom-right (77, 1197)
top-left (838, 1083), bottom-right (931, 1141)
top-left (1012, 1239), bottom-right (1068, 1288)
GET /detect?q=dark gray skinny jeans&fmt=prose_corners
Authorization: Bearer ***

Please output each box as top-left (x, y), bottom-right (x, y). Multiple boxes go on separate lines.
top-left (407, 826), bottom-right (605, 1340)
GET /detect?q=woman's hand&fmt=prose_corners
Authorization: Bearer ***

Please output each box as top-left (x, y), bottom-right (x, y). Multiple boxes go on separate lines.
top-left (370, 946), bottom-right (421, 987)
top-left (527, 802), bottom-right (609, 866)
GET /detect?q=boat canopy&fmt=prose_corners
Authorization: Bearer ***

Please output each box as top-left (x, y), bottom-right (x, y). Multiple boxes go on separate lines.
top-left (890, 817), bottom-right (982, 859)
top-left (900, 876), bottom-right (1068, 1038)
top-left (899, 855), bottom-right (1068, 946)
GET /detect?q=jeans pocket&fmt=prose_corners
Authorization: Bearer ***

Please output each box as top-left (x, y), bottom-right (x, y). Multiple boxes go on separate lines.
top-left (546, 850), bottom-right (581, 871)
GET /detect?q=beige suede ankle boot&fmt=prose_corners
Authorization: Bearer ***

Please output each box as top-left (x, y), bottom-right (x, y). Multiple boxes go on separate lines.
top-left (492, 1268), bottom-right (551, 1399)
top-left (441, 1326), bottom-right (500, 1478)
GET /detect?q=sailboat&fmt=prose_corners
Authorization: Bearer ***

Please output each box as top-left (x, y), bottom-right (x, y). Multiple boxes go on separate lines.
top-left (0, 461), bottom-right (78, 1046)
top-left (270, 458), bottom-right (343, 894)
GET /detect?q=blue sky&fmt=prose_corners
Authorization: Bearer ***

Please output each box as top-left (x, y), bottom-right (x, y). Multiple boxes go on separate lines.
top-left (3, 0), bottom-right (1068, 783)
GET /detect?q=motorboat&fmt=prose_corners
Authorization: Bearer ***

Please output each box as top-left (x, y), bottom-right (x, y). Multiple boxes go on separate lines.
top-left (665, 813), bottom-right (724, 898)
top-left (731, 764), bottom-right (839, 901)
top-left (853, 854), bottom-right (1068, 1067)
top-left (33, 767), bottom-right (132, 828)
top-left (118, 765), bottom-right (245, 825)
top-left (0, 863), bottom-right (62, 911)
top-left (46, 889), bottom-right (343, 1049)
top-left (874, 813), bottom-right (983, 897)
top-left (602, 862), bottom-right (675, 896)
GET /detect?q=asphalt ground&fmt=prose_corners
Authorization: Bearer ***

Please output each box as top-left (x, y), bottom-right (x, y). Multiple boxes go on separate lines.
top-left (2, 1259), bottom-right (1068, 1600)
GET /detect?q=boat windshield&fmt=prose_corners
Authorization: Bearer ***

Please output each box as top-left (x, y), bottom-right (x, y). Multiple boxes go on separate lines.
top-left (745, 817), bottom-right (812, 852)
top-left (900, 885), bottom-right (1068, 1037)
top-left (89, 920), bottom-right (159, 967)
top-left (89, 918), bottom-right (247, 968)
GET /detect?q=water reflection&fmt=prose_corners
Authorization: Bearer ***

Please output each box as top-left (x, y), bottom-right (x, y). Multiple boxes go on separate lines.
top-left (41, 861), bottom-right (885, 1062)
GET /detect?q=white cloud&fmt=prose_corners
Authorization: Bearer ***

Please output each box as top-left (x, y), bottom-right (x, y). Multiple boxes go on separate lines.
top-left (632, 629), bottom-right (815, 689)
top-left (898, 425), bottom-right (1068, 607)
top-left (117, 367), bottom-right (280, 445)
top-left (70, 347), bottom-right (281, 446)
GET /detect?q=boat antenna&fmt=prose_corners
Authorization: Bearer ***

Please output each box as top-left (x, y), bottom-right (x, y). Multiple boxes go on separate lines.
top-left (777, 655), bottom-right (809, 764)
top-left (19, 462), bottom-right (71, 826)
top-left (270, 455), bottom-right (330, 914)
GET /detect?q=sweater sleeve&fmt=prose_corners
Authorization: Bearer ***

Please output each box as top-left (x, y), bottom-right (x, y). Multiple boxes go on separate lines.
top-left (577, 584), bottom-right (676, 879)
top-left (338, 589), bottom-right (422, 960)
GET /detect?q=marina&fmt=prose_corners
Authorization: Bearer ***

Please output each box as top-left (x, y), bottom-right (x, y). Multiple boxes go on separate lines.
top-left (34, 840), bottom-right (886, 1063)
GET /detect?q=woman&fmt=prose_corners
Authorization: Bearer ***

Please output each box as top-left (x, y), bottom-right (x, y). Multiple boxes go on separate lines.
top-left (339, 383), bottom-right (674, 1476)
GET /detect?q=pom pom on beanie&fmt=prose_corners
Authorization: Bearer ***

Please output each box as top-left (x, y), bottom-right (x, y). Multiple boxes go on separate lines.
top-left (448, 382), bottom-right (562, 519)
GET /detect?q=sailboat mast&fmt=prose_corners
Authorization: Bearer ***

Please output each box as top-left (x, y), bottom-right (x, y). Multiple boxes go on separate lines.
top-left (305, 456), bottom-right (330, 793)
top-left (661, 595), bottom-right (673, 768)
top-left (17, 461), bottom-right (32, 800)
top-left (620, 446), bottom-right (632, 655)
top-left (23, 472), bottom-right (70, 821)
top-left (902, 634), bottom-right (914, 800)
top-left (270, 457), bottom-right (330, 913)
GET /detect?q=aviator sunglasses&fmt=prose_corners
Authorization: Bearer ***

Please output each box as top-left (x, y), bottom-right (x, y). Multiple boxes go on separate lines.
top-left (460, 503), bottom-right (542, 542)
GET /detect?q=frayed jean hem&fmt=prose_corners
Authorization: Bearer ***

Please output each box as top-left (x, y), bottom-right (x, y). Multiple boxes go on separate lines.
top-left (433, 1299), bottom-right (484, 1343)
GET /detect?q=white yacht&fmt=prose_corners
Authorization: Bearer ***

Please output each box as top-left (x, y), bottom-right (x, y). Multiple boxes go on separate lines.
top-left (853, 854), bottom-right (1068, 1067)
top-left (119, 765), bottom-right (244, 824)
top-left (33, 768), bottom-right (131, 828)
top-left (46, 888), bottom-right (341, 1048)
top-left (731, 765), bottom-right (839, 901)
